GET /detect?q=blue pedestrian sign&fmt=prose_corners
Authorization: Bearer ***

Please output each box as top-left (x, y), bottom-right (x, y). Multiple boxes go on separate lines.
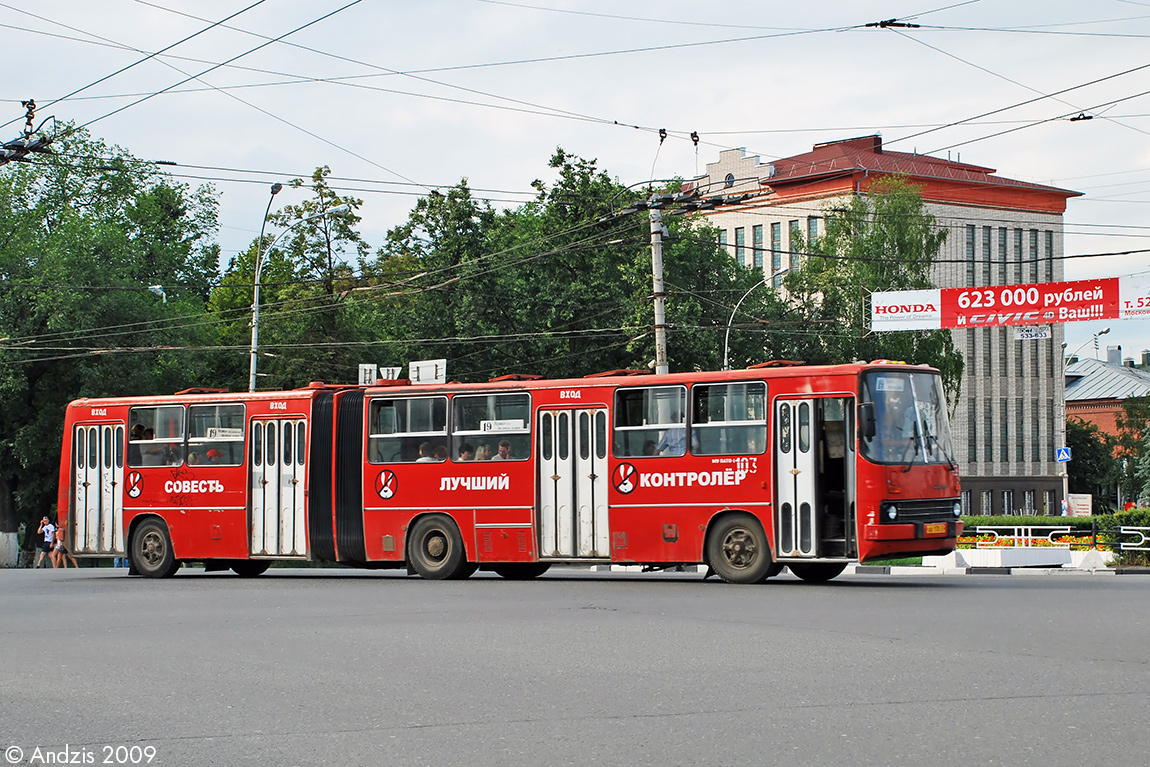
top-left (1056, 447), bottom-right (1072, 463)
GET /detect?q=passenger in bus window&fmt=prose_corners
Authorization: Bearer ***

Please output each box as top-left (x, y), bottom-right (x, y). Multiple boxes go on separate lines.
top-left (187, 451), bottom-right (201, 465)
top-left (475, 444), bottom-right (492, 461)
top-left (656, 427), bottom-right (697, 456)
top-left (140, 429), bottom-right (164, 465)
top-left (128, 424), bottom-right (145, 464)
top-left (490, 440), bottom-right (512, 460)
top-left (642, 440), bottom-right (658, 456)
top-left (205, 449), bottom-right (223, 464)
top-left (416, 442), bottom-right (436, 462)
top-left (457, 442), bottom-right (475, 461)
top-left (432, 445), bottom-right (448, 461)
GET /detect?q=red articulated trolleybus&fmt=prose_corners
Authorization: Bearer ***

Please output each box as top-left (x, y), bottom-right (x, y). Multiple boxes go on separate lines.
top-left (57, 361), bottom-right (962, 583)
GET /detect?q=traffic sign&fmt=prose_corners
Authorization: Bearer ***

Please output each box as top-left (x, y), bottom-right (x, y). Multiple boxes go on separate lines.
top-left (1056, 447), bottom-right (1072, 462)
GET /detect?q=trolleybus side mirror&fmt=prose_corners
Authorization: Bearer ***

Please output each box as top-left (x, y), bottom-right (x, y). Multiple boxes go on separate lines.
top-left (858, 402), bottom-right (876, 439)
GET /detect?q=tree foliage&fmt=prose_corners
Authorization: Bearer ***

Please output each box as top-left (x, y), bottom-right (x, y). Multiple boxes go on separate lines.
top-left (0, 126), bottom-right (219, 534)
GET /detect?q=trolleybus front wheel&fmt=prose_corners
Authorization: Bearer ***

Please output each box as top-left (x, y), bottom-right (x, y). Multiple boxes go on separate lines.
top-left (408, 514), bottom-right (469, 580)
top-left (492, 563), bottom-right (551, 580)
top-left (788, 562), bottom-right (847, 583)
top-left (130, 518), bottom-right (180, 578)
top-left (706, 513), bottom-right (774, 584)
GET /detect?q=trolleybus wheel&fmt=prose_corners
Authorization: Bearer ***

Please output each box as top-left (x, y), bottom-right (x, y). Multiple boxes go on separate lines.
top-left (408, 514), bottom-right (467, 580)
top-left (788, 562), bottom-right (847, 583)
top-left (706, 513), bottom-right (773, 584)
top-left (492, 563), bottom-right (551, 580)
top-left (130, 518), bottom-right (180, 579)
top-left (231, 560), bottom-right (271, 577)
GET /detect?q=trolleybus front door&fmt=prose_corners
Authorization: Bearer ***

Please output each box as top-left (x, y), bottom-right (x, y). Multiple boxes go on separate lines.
top-left (249, 419), bottom-right (307, 557)
top-left (775, 397), bottom-right (855, 560)
top-left (537, 408), bottom-right (609, 558)
top-left (72, 423), bottom-right (125, 555)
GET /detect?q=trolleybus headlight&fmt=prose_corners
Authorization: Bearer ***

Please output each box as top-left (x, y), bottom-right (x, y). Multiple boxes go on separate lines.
top-left (953, 501), bottom-right (962, 517)
top-left (884, 504), bottom-right (898, 520)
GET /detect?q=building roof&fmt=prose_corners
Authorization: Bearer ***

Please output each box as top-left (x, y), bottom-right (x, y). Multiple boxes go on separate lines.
top-left (766, 135), bottom-right (1080, 198)
top-left (695, 135), bottom-right (1081, 213)
top-left (1065, 356), bottom-right (1150, 402)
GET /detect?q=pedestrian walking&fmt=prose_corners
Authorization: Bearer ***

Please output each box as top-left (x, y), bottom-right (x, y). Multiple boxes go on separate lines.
top-left (35, 517), bottom-right (56, 568)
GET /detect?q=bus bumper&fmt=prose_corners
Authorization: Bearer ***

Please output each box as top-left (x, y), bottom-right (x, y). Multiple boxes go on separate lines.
top-left (863, 519), bottom-right (963, 541)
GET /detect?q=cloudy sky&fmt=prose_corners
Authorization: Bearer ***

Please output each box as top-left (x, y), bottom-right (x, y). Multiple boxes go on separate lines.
top-left (3, 0), bottom-right (1149, 357)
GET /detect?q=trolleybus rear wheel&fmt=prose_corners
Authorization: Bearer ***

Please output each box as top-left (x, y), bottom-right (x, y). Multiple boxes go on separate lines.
top-left (231, 560), bottom-right (271, 577)
top-left (706, 513), bottom-right (773, 584)
top-left (408, 514), bottom-right (467, 580)
top-left (130, 518), bottom-right (180, 579)
top-left (788, 562), bottom-right (847, 583)
top-left (492, 563), bottom-right (551, 580)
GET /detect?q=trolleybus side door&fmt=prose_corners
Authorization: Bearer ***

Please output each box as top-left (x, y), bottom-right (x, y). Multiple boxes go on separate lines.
top-left (537, 408), bottom-right (609, 558)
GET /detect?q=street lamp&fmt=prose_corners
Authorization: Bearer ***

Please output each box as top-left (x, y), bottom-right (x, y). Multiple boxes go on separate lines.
top-left (723, 277), bottom-right (768, 370)
top-left (1064, 326), bottom-right (1109, 365)
top-left (248, 199), bottom-right (350, 392)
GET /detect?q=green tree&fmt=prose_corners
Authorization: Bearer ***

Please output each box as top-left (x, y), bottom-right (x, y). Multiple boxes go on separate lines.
top-left (0, 126), bottom-right (219, 545)
top-left (1066, 418), bottom-right (1116, 504)
top-left (782, 176), bottom-right (964, 399)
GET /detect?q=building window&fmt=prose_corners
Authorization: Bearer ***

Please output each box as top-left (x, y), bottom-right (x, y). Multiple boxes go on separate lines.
top-left (735, 227), bottom-right (745, 266)
top-left (966, 331), bottom-right (976, 380)
top-left (1000, 397), bottom-right (1009, 462)
top-left (718, 229), bottom-right (727, 253)
top-left (980, 490), bottom-right (994, 515)
top-left (982, 226), bottom-right (992, 285)
top-left (1045, 230), bottom-right (1054, 282)
top-left (1002, 490), bottom-right (1015, 516)
top-left (961, 490), bottom-right (971, 515)
top-left (1014, 229), bottom-right (1023, 283)
top-left (1032, 399), bottom-right (1040, 461)
top-left (1016, 398), bottom-right (1025, 461)
top-left (789, 219), bottom-right (801, 272)
top-left (966, 224), bottom-right (976, 286)
top-left (1047, 338), bottom-right (1056, 378)
top-left (1047, 400), bottom-right (1056, 468)
top-left (1044, 489), bottom-right (1056, 516)
top-left (1032, 336), bottom-right (1040, 377)
top-left (1029, 229), bottom-right (1039, 282)
top-left (807, 216), bottom-right (820, 241)
top-left (998, 227), bottom-right (1008, 284)
top-left (983, 328), bottom-right (992, 375)
top-left (752, 224), bottom-right (763, 269)
top-left (771, 222), bottom-right (782, 272)
top-left (984, 400), bottom-right (993, 462)
top-left (1015, 335), bottom-right (1024, 377)
top-left (968, 398), bottom-right (978, 464)
top-left (999, 327), bottom-right (1008, 379)
top-left (1024, 489), bottom-right (1036, 515)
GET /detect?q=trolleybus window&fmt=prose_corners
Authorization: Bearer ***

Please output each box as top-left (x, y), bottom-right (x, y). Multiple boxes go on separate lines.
top-left (187, 404), bottom-right (244, 466)
top-left (128, 405), bottom-right (185, 467)
top-left (614, 385), bottom-right (688, 457)
top-left (859, 371), bottom-right (955, 466)
top-left (451, 392), bottom-right (530, 462)
top-left (690, 382), bottom-right (766, 456)
top-left (368, 396), bottom-right (448, 463)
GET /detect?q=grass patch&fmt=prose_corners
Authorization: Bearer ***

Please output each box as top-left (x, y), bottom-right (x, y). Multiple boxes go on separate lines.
top-left (862, 556), bottom-right (923, 567)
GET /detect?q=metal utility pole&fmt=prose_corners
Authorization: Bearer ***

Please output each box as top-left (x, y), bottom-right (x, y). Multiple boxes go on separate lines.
top-left (649, 203), bottom-right (669, 376)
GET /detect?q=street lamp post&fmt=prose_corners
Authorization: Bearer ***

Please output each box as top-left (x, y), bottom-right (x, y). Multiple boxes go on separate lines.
top-left (723, 277), bottom-right (768, 370)
top-left (248, 199), bottom-right (349, 392)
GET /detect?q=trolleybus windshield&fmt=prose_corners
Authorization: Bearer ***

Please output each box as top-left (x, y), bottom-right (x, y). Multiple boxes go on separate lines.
top-left (859, 370), bottom-right (955, 467)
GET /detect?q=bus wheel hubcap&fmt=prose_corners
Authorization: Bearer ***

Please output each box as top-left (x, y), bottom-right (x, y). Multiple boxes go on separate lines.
top-left (722, 530), bottom-right (756, 569)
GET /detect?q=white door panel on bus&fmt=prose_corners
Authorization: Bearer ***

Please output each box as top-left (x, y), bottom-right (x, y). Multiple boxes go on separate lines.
top-left (538, 408), bottom-right (608, 559)
top-left (250, 419), bottom-right (306, 557)
top-left (776, 400), bottom-right (817, 558)
top-left (72, 423), bottom-right (125, 555)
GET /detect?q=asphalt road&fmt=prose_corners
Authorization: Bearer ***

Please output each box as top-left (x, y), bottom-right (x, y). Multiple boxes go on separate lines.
top-left (2, 567), bottom-right (1148, 767)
